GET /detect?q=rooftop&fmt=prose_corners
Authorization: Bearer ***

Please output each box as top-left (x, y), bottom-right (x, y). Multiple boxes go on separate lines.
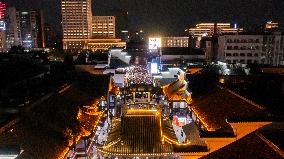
top-left (201, 123), bottom-right (284, 159)
top-left (0, 74), bottom-right (109, 158)
top-left (191, 86), bottom-right (270, 132)
top-left (99, 109), bottom-right (174, 156)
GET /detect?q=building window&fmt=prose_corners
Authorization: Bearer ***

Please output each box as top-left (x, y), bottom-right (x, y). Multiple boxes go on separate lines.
top-left (226, 53), bottom-right (232, 56)
top-left (233, 53), bottom-right (238, 56)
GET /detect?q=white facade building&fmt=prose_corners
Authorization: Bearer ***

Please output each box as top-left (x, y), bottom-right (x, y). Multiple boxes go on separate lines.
top-left (218, 34), bottom-right (263, 64)
top-left (262, 32), bottom-right (284, 66)
top-left (217, 33), bottom-right (284, 66)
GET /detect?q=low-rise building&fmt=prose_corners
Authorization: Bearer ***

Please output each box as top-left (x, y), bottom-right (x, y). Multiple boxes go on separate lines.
top-left (215, 32), bottom-right (284, 66)
top-left (62, 38), bottom-right (126, 51)
top-left (217, 34), bottom-right (263, 64)
top-left (187, 23), bottom-right (244, 48)
top-left (160, 47), bottom-right (205, 62)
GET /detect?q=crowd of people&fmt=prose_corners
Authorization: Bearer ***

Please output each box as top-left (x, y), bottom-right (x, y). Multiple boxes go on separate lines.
top-left (124, 66), bottom-right (153, 85)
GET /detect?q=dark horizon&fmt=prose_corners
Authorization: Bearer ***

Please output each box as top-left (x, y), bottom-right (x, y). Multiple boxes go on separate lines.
top-left (2, 0), bottom-right (284, 36)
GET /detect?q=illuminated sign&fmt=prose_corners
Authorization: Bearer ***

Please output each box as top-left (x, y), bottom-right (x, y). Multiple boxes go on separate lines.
top-left (173, 115), bottom-right (188, 127)
top-left (0, 21), bottom-right (5, 30)
top-left (149, 38), bottom-right (161, 50)
top-left (150, 62), bottom-right (159, 74)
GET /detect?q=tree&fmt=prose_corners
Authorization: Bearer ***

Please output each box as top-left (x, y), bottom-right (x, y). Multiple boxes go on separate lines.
top-left (9, 45), bottom-right (25, 54)
top-left (63, 53), bottom-right (74, 70)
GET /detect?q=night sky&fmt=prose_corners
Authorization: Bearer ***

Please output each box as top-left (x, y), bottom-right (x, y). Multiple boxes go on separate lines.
top-left (3, 0), bottom-right (284, 36)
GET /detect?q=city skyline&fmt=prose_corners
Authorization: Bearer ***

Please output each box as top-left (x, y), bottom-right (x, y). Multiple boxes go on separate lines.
top-left (2, 0), bottom-right (284, 35)
top-left (0, 0), bottom-right (283, 158)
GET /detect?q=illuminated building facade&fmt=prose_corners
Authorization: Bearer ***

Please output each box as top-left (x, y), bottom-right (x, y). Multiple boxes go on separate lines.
top-left (19, 12), bottom-right (32, 48)
top-left (5, 9), bottom-right (45, 50)
top-left (161, 37), bottom-right (189, 47)
top-left (63, 38), bottom-right (126, 51)
top-left (61, 0), bottom-right (92, 39)
top-left (0, 1), bottom-right (6, 52)
top-left (188, 23), bottom-right (244, 37)
top-left (265, 21), bottom-right (279, 30)
top-left (61, 0), bottom-right (124, 50)
top-left (0, 1), bottom-right (5, 20)
top-left (92, 16), bottom-right (115, 38)
top-left (5, 7), bottom-right (21, 49)
top-left (0, 28), bottom-right (5, 52)
top-left (187, 23), bottom-right (244, 48)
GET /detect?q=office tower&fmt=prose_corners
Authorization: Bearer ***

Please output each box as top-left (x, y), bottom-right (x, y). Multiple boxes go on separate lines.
top-left (0, 1), bottom-right (6, 52)
top-left (113, 9), bottom-right (129, 41)
top-left (19, 11), bottom-right (32, 49)
top-left (5, 7), bottom-right (21, 49)
top-left (0, 1), bottom-right (5, 20)
top-left (44, 24), bottom-right (58, 48)
top-left (61, 0), bottom-right (92, 39)
top-left (92, 16), bottom-right (115, 38)
top-left (6, 9), bottom-right (46, 49)
top-left (61, 0), bottom-right (126, 50)
top-left (30, 10), bottom-right (45, 48)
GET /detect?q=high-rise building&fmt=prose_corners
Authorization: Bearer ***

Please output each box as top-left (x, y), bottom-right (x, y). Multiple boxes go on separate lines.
top-left (5, 7), bottom-right (21, 49)
top-left (61, 0), bottom-right (92, 39)
top-left (61, 0), bottom-right (126, 51)
top-left (113, 9), bottom-right (129, 41)
top-left (19, 11), bottom-right (32, 49)
top-left (0, 1), bottom-right (6, 20)
top-left (30, 10), bottom-right (45, 48)
top-left (0, 1), bottom-right (6, 52)
top-left (5, 9), bottom-right (45, 50)
top-left (44, 24), bottom-right (58, 48)
top-left (92, 16), bottom-right (115, 38)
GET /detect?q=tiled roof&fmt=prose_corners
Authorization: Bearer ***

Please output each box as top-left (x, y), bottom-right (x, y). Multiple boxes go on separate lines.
top-left (201, 130), bottom-right (284, 159)
top-left (191, 87), bottom-right (270, 131)
top-left (99, 110), bottom-right (174, 156)
top-left (0, 74), bottom-right (109, 159)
